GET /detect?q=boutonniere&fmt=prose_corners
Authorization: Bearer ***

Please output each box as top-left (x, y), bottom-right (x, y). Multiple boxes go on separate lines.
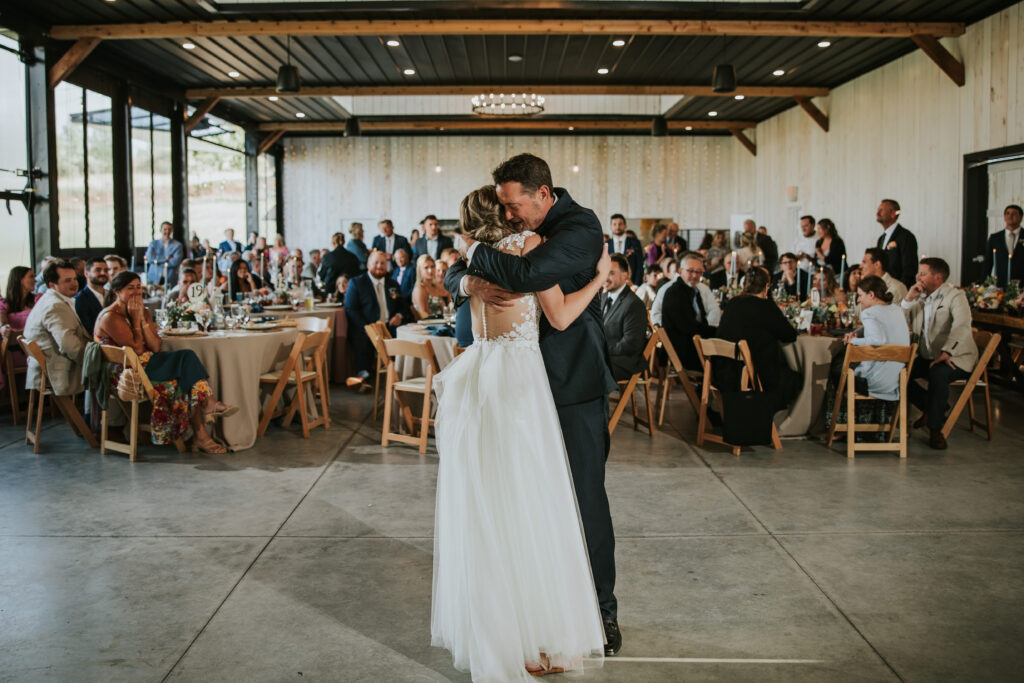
top-left (387, 286), bottom-right (399, 299)
top-left (887, 241), bottom-right (898, 249)
top-left (625, 248), bottom-right (635, 257)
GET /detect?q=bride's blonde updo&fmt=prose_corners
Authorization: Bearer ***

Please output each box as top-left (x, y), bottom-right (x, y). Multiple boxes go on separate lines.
top-left (458, 185), bottom-right (517, 245)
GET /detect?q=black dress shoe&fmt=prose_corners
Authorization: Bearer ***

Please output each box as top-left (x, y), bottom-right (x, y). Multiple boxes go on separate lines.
top-left (913, 413), bottom-right (928, 430)
top-left (603, 619), bottom-right (622, 656)
top-left (929, 429), bottom-right (948, 450)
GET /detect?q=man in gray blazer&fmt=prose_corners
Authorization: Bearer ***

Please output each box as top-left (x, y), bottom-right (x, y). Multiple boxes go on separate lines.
top-left (602, 253), bottom-right (649, 381)
top-left (23, 259), bottom-right (92, 397)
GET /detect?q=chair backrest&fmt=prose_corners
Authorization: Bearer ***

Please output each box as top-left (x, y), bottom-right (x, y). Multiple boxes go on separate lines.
top-left (383, 338), bottom-right (439, 374)
top-left (653, 326), bottom-right (685, 372)
top-left (693, 336), bottom-right (757, 391)
top-left (845, 344), bottom-right (916, 365)
top-left (300, 329), bottom-right (329, 353)
top-left (365, 322), bottom-right (389, 362)
top-left (18, 336), bottom-right (47, 390)
top-left (296, 316), bottom-right (329, 333)
top-left (99, 344), bottom-right (159, 401)
top-left (641, 332), bottom-right (659, 362)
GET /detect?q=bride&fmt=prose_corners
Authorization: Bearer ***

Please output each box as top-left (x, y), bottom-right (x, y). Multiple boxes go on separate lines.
top-left (431, 186), bottom-right (609, 681)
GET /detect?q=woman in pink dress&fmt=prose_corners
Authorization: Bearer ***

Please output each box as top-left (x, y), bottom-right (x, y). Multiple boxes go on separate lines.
top-left (1, 266), bottom-right (41, 392)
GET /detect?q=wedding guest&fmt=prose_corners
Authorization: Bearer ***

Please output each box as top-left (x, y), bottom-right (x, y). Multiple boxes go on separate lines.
top-left (166, 267), bottom-right (199, 304)
top-left (345, 250), bottom-right (411, 384)
top-left (661, 258), bottom-right (680, 284)
top-left (244, 231), bottom-right (258, 252)
top-left (345, 222), bottom-right (370, 270)
top-left (705, 229), bottom-right (730, 289)
top-left (902, 257), bottom-right (978, 449)
top-left (253, 235), bottom-right (269, 258)
top-left (413, 214), bottom-right (454, 262)
top-left (645, 224), bottom-right (670, 265)
top-left (371, 219), bottom-right (411, 272)
top-left (860, 247), bottom-right (907, 302)
top-left (840, 275), bottom-right (911, 401)
top-left (735, 219), bottom-right (778, 272)
top-left (70, 257), bottom-right (87, 292)
top-left (392, 248), bottom-right (416, 299)
top-left (757, 225), bottom-right (778, 271)
top-left (606, 213), bottom-right (644, 286)
top-left (281, 255), bottom-right (304, 287)
top-left (320, 231), bottom-right (362, 296)
top-left (218, 228), bottom-right (243, 255)
top-left (330, 274), bottom-right (350, 303)
top-left (981, 203), bottom-right (1024, 286)
top-left (222, 259), bottom-right (262, 300)
top-left (875, 198), bottom-right (919, 288)
top-left (698, 232), bottom-right (714, 252)
top-left (793, 215), bottom-right (818, 279)
top-left (145, 221), bottom-right (184, 286)
top-left (74, 257), bottom-right (110, 336)
top-left (104, 254), bottom-right (127, 278)
top-left (664, 221), bottom-right (688, 254)
top-left (735, 231), bottom-right (763, 270)
top-left (409, 228), bottom-right (421, 249)
top-left (439, 247), bottom-right (460, 269)
top-left (634, 264), bottom-right (663, 309)
top-left (843, 265), bottom-right (863, 295)
top-left (0, 266), bottom-right (39, 393)
top-left (814, 218), bottom-right (847, 274)
top-left (269, 233), bottom-right (290, 263)
top-left (602, 253), bottom-right (649, 381)
top-left (22, 259), bottom-right (90, 399)
top-left (303, 249), bottom-right (322, 281)
top-left (188, 234), bottom-right (206, 259)
top-left (95, 271), bottom-right (236, 453)
top-left (412, 254), bottom-right (451, 320)
top-left (810, 266), bottom-right (847, 305)
top-left (658, 253), bottom-right (716, 370)
top-left (772, 253), bottom-right (807, 299)
top-left (716, 267), bottom-right (799, 409)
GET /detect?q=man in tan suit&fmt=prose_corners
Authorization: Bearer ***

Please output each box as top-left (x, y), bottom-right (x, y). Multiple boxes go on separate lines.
top-left (23, 258), bottom-right (92, 397)
top-left (901, 257), bottom-right (978, 449)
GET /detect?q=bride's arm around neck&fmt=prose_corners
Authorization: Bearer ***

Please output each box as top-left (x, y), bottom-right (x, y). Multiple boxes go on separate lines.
top-left (524, 234), bottom-right (610, 331)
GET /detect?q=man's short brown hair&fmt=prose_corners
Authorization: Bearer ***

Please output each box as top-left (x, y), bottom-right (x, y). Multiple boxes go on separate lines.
top-left (492, 153), bottom-right (554, 195)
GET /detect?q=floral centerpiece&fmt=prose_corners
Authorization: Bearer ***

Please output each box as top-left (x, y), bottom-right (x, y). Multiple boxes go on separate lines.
top-left (964, 278), bottom-right (1022, 316)
top-left (778, 296), bottom-right (854, 328)
top-left (164, 300), bottom-right (212, 327)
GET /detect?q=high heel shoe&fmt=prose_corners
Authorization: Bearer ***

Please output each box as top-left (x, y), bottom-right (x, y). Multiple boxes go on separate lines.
top-left (525, 653), bottom-right (563, 678)
top-left (194, 433), bottom-right (227, 454)
top-left (203, 402), bottom-right (238, 422)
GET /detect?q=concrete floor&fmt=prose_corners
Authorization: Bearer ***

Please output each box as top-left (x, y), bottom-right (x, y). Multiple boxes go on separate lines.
top-left (1, 383), bottom-right (1022, 683)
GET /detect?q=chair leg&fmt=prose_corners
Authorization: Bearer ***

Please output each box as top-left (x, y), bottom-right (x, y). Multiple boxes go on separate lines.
top-left (967, 391), bottom-right (975, 432)
top-left (257, 379), bottom-right (289, 437)
top-left (53, 395), bottom-right (99, 448)
top-left (381, 375), bottom-right (394, 447)
top-left (898, 392), bottom-right (907, 459)
top-left (983, 380), bottom-right (993, 440)
top-left (846, 375), bottom-right (856, 459)
top-left (656, 374), bottom-right (671, 427)
top-left (100, 409), bottom-right (109, 455)
top-left (129, 401), bottom-right (139, 462)
top-left (7, 373), bottom-right (21, 424)
top-left (643, 381), bottom-right (655, 437)
top-left (295, 379), bottom-right (311, 438)
top-left (372, 361), bottom-right (382, 421)
top-left (25, 389), bottom-right (37, 450)
top-left (418, 389), bottom-right (431, 454)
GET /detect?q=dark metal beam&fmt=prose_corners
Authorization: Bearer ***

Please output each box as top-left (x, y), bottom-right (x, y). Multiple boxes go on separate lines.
top-left (170, 100), bottom-right (188, 245)
top-left (112, 79), bottom-right (133, 255)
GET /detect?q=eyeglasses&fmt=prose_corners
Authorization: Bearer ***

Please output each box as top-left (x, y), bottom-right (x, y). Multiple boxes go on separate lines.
top-left (683, 268), bottom-right (705, 276)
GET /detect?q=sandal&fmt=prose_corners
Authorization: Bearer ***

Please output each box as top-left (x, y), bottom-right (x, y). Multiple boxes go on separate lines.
top-left (195, 434), bottom-right (227, 454)
top-left (203, 402), bottom-right (239, 422)
top-left (525, 654), bottom-right (563, 678)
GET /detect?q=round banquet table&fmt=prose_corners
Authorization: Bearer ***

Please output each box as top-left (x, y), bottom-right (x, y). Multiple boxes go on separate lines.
top-left (776, 334), bottom-right (844, 437)
top-left (256, 305), bottom-right (353, 383)
top-left (395, 323), bottom-right (459, 378)
top-left (161, 328), bottom-right (298, 451)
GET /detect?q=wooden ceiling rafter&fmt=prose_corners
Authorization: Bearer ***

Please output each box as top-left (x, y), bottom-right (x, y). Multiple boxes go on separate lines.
top-left (255, 118), bottom-right (756, 132)
top-left (910, 34), bottom-right (966, 86)
top-left (48, 37), bottom-right (102, 89)
top-left (793, 96), bottom-right (829, 132)
top-left (256, 129), bottom-right (286, 154)
top-left (730, 129), bottom-right (757, 156)
top-left (184, 96), bottom-right (222, 133)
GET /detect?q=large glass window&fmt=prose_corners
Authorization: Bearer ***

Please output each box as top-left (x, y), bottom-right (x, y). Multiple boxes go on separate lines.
top-left (54, 82), bottom-right (115, 248)
top-left (257, 152), bottom-right (277, 238)
top-left (0, 35), bottom-right (31, 280)
top-left (187, 114), bottom-right (246, 243)
top-left (131, 108), bottom-right (173, 246)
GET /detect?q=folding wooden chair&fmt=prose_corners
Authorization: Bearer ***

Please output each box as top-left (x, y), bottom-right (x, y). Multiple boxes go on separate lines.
top-left (18, 336), bottom-right (98, 453)
top-left (364, 322), bottom-right (392, 420)
top-left (693, 335), bottom-right (782, 456)
top-left (2, 335), bottom-right (28, 423)
top-left (652, 326), bottom-right (701, 426)
top-left (941, 330), bottom-right (1001, 441)
top-left (381, 338), bottom-right (438, 454)
top-left (827, 344), bottom-right (917, 459)
top-left (295, 316), bottom-right (331, 408)
top-left (257, 330), bottom-right (331, 438)
top-left (98, 344), bottom-right (187, 461)
top-left (609, 333), bottom-right (659, 436)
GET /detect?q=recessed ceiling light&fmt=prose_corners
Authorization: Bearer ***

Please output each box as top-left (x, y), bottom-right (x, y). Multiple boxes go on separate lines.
top-left (817, 40), bottom-right (831, 48)
top-left (685, 126), bottom-right (693, 131)
top-left (439, 126), bottom-right (445, 131)
top-left (295, 112), bottom-right (306, 118)
top-left (734, 94), bottom-right (745, 100)
top-left (434, 165), bottom-right (443, 173)
top-left (772, 69), bottom-right (786, 76)
top-left (508, 53), bottom-right (523, 62)
top-left (228, 71), bottom-right (241, 78)
top-left (182, 42), bottom-right (196, 50)
top-left (386, 39), bottom-right (400, 47)
top-left (612, 39), bottom-right (626, 47)
top-left (597, 67), bottom-right (609, 75)
top-left (268, 96), bottom-right (279, 101)
top-left (568, 126), bottom-right (575, 131)
top-left (403, 68), bottom-right (416, 75)
top-left (708, 111), bottom-right (718, 117)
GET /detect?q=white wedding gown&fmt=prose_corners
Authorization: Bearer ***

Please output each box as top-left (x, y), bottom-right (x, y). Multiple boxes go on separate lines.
top-left (431, 231), bottom-right (605, 682)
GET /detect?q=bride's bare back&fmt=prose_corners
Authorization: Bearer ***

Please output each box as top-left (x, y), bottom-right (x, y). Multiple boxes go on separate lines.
top-left (470, 231), bottom-right (540, 344)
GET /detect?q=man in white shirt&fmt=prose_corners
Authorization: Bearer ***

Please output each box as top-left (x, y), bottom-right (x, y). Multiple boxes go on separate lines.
top-left (792, 214), bottom-right (819, 276)
top-left (605, 214), bottom-right (644, 287)
top-left (860, 247), bottom-right (908, 303)
top-left (652, 253), bottom-right (721, 328)
top-left (412, 214), bottom-right (454, 263)
top-left (981, 203), bottom-right (1023, 286)
top-left (371, 219), bottom-right (412, 273)
top-left (74, 257), bottom-right (110, 337)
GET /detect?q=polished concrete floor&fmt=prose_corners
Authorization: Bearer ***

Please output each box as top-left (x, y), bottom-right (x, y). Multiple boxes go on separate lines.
top-left (1, 382), bottom-right (1022, 683)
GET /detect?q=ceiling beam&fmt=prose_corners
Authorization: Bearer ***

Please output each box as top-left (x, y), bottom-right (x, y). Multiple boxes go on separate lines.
top-left (184, 84), bottom-right (831, 100)
top-left (184, 96), bottom-right (221, 133)
top-left (256, 129), bottom-right (286, 154)
top-left (48, 37), bottom-right (102, 89)
top-left (730, 129), bottom-right (757, 156)
top-left (50, 19), bottom-right (965, 41)
top-left (911, 34), bottom-right (965, 87)
top-left (793, 96), bottom-right (829, 132)
top-left (256, 118), bottom-right (756, 132)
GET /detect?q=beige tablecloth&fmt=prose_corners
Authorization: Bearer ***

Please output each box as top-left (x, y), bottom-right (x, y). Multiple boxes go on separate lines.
top-left (258, 306), bottom-right (352, 382)
top-left (162, 328), bottom-right (298, 450)
top-left (395, 324), bottom-right (459, 378)
top-left (776, 334), bottom-right (844, 437)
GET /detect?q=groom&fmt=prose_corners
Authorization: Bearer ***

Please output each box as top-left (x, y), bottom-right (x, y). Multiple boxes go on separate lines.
top-left (445, 153), bottom-right (621, 656)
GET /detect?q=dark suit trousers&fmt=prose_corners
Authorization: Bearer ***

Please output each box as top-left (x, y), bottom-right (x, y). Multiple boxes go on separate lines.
top-left (557, 395), bottom-right (616, 621)
top-left (909, 360), bottom-right (969, 429)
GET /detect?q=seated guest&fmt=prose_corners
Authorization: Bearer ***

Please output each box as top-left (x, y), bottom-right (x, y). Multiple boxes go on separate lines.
top-left (302, 249), bottom-right (322, 281)
top-left (393, 248), bottom-right (416, 299)
top-left (810, 266), bottom-right (847, 305)
top-left (634, 264), bottom-right (663, 309)
top-left (345, 222), bottom-right (370, 271)
top-left (74, 257), bottom-right (110, 336)
top-left (716, 267), bottom-right (799, 409)
top-left (218, 228), bottom-right (243, 256)
top-left (840, 275), bottom-right (911, 400)
top-left (0, 266), bottom-right (40, 393)
top-left (657, 253), bottom-right (717, 371)
top-left (981, 203), bottom-right (1024, 286)
top-left (773, 253), bottom-right (808, 299)
top-left (145, 221), bottom-right (184, 286)
top-left (843, 264), bottom-right (863, 295)
top-left (70, 257), bottom-right (87, 293)
top-left (244, 231), bottom-right (258, 252)
top-left (661, 257), bottom-right (680, 284)
top-left (860, 247), bottom-right (908, 302)
top-left (439, 247), bottom-right (460, 269)
top-left (320, 231), bottom-right (362, 296)
top-left (645, 224), bottom-right (670, 265)
top-left (602, 254), bottom-right (650, 382)
top-left (269, 233), bottom-right (290, 262)
top-left (409, 228), bottom-right (421, 250)
top-left (411, 254), bottom-right (451, 320)
top-left (814, 218), bottom-right (847, 274)
top-left (104, 254), bottom-right (127, 279)
top-left (33, 257), bottom-right (55, 294)
top-left (902, 257), bottom-right (978, 449)
top-left (221, 259), bottom-right (262, 300)
top-left (665, 221), bottom-right (688, 255)
top-left (606, 213), bottom-right (645, 286)
top-left (22, 259), bottom-right (91, 398)
top-left (94, 271), bottom-right (236, 453)
top-left (189, 234), bottom-right (206, 259)
top-left (167, 267), bottom-right (199, 304)
top-left (345, 250), bottom-right (412, 385)
top-left (279, 255), bottom-right (304, 287)
top-left (652, 253), bottom-right (720, 330)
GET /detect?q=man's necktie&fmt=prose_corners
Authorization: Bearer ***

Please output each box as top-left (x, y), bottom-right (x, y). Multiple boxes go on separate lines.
top-left (603, 295), bottom-right (613, 318)
top-left (693, 289), bottom-right (704, 323)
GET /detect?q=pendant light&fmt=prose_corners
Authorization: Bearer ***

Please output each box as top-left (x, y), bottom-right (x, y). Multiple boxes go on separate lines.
top-left (344, 117), bottom-right (360, 137)
top-left (651, 116), bottom-right (668, 137)
top-left (712, 35), bottom-right (736, 93)
top-left (276, 35), bottom-right (301, 94)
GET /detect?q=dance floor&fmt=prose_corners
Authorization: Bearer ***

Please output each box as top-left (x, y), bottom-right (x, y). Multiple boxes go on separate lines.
top-left (1, 385), bottom-right (1022, 681)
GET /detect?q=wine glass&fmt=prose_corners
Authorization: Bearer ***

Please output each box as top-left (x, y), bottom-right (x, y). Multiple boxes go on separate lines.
top-left (195, 309), bottom-right (211, 333)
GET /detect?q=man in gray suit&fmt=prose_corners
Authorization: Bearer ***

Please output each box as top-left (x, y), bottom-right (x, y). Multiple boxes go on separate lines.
top-left (23, 259), bottom-right (92, 397)
top-left (602, 253), bottom-right (649, 381)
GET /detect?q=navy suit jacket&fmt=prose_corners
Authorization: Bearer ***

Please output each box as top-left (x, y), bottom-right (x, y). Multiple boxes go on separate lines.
top-left (74, 288), bottom-right (105, 338)
top-left (413, 235), bottom-right (455, 263)
top-left (344, 273), bottom-right (410, 334)
top-left (606, 235), bottom-right (645, 286)
top-left (982, 230), bottom-right (1024, 286)
top-left (371, 234), bottom-right (412, 260)
top-left (393, 265), bottom-right (416, 298)
top-left (876, 224), bottom-right (918, 289)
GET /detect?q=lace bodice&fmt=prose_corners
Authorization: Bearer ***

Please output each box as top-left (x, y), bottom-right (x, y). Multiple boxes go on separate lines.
top-left (470, 231), bottom-right (540, 346)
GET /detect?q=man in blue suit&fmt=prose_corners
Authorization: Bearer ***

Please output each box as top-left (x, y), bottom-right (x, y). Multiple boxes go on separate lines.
top-left (74, 257), bottom-right (110, 338)
top-left (393, 247), bottom-right (416, 299)
top-left (605, 213), bottom-right (644, 286)
top-left (217, 228), bottom-right (243, 256)
top-left (345, 250), bottom-right (412, 383)
top-left (370, 219), bottom-right (412, 273)
top-left (412, 214), bottom-right (454, 264)
top-left (982, 204), bottom-right (1024, 286)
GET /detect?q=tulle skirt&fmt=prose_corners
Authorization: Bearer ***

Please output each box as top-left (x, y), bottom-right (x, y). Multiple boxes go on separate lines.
top-left (431, 339), bottom-right (605, 682)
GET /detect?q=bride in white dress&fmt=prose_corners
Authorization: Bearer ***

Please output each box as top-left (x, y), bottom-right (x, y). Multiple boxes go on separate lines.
top-left (432, 186), bottom-right (609, 681)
